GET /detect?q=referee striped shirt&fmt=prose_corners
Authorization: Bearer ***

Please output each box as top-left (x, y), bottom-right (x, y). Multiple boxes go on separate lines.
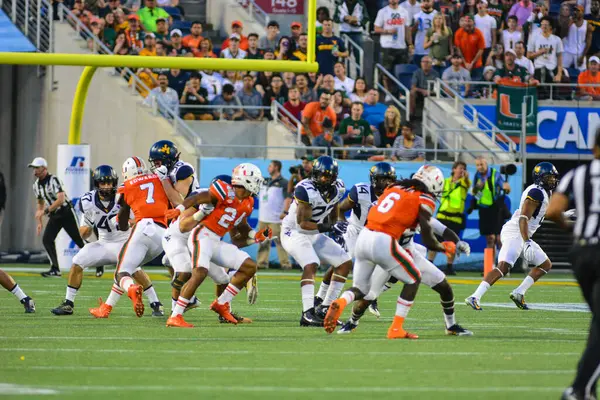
top-left (556, 159), bottom-right (600, 241)
top-left (33, 174), bottom-right (70, 209)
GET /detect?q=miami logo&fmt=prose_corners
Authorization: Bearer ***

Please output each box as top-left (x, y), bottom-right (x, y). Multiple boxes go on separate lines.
top-left (499, 93), bottom-right (535, 119)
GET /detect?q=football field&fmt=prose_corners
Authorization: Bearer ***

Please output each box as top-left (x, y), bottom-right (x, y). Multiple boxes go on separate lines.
top-left (0, 266), bottom-right (590, 399)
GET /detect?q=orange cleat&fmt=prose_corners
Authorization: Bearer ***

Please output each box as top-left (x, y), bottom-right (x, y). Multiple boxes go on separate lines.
top-left (127, 284), bottom-right (145, 318)
top-left (387, 317), bottom-right (418, 339)
top-left (89, 298), bottom-right (113, 319)
top-left (166, 314), bottom-right (194, 328)
top-left (324, 298), bottom-right (347, 334)
top-left (209, 300), bottom-right (237, 325)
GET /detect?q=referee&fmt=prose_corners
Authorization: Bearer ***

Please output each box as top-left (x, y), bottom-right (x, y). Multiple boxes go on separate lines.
top-left (547, 130), bottom-right (600, 400)
top-left (29, 157), bottom-right (85, 278)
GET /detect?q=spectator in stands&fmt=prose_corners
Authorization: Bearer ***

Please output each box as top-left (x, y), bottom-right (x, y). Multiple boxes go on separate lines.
top-left (514, 40), bottom-right (535, 74)
top-left (223, 71), bottom-right (243, 94)
top-left (486, 0), bottom-right (504, 28)
top-left (122, 0), bottom-right (141, 13)
top-left (221, 34), bottom-right (247, 59)
top-left (509, 0), bottom-right (533, 26)
top-left (482, 66), bottom-right (496, 89)
top-left (259, 21), bottom-right (281, 51)
top-left (454, 15), bottom-right (485, 78)
top-left (556, 3), bottom-right (572, 39)
top-left (200, 70), bottom-right (223, 101)
top-left (222, 21), bottom-right (249, 51)
top-left (580, 0), bottom-right (593, 15)
top-left (334, 0), bottom-right (370, 63)
top-left (99, 0), bottom-right (121, 18)
top-left (333, 62), bottom-right (355, 96)
top-left (494, 48), bottom-right (535, 82)
top-left (102, 13), bottom-right (117, 48)
top-left (413, 0), bottom-right (439, 65)
top-left (410, 55), bottom-right (439, 116)
top-left (182, 22), bottom-right (203, 50)
top-left (486, 43), bottom-right (505, 69)
top-left (292, 33), bottom-right (308, 61)
top-left (263, 48), bottom-right (276, 60)
top-left (502, 15), bottom-right (522, 52)
top-left (155, 18), bottom-right (170, 43)
top-left (374, 0), bottom-right (413, 95)
top-left (378, 105), bottom-right (402, 149)
top-left (290, 22), bottom-right (303, 46)
top-left (114, 32), bottom-right (132, 55)
top-left (362, 88), bottom-right (388, 129)
top-left (139, 33), bottom-right (157, 56)
top-left (263, 75), bottom-right (289, 110)
top-left (313, 118), bottom-right (344, 149)
top-left (239, 74), bottom-right (264, 121)
top-left (144, 73), bottom-right (179, 116)
top-left (255, 70), bottom-right (276, 95)
top-left (475, 0), bottom-right (498, 65)
top-left (460, 0), bottom-right (478, 19)
top-left (316, 18), bottom-right (349, 76)
top-left (585, 0), bottom-right (600, 57)
top-left (307, 72), bottom-right (320, 88)
top-left (349, 77), bottom-right (369, 102)
top-left (425, 13), bottom-right (453, 67)
top-left (211, 84), bottom-right (243, 121)
top-left (301, 92), bottom-right (337, 146)
top-left (563, 5), bottom-right (592, 71)
top-left (339, 102), bottom-right (374, 148)
top-left (283, 86), bottom-right (306, 123)
top-left (275, 37), bottom-right (295, 60)
top-left (391, 122), bottom-right (425, 161)
top-left (114, 9), bottom-right (129, 32)
top-left (125, 15), bottom-right (143, 52)
top-left (84, 0), bottom-right (102, 15)
top-left (168, 29), bottom-right (193, 56)
top-left (526, 2), bottom-right (552, 41)
top-left (331, 90), bottom-right (350, 131)
top-left (180, 72), bottom-right (212, 120)
top-left (137, 0), bottom-right (170, 33)
top-left (442, 53), bottom-right (472, 96)
top-left (195, 38), bottom-right (217, 58)
top-left (401, 0), bottom-right (423, 23)
top-left (316, 6), bottom-right (331, 34)
top-left (168, 68), bottom-right (189, 96)
top-left (246, 33), bottom-right (264, 59)
top-left (295, 73), bottom-right (318, 103)
top-left (578, 56), bottom-right (600, 99)
top-left (282, 72), bottom-right (296, 89)
top-left (527, 16), bottom-right (563, 85)
top-left (155, 42), bottom-right (167, 57)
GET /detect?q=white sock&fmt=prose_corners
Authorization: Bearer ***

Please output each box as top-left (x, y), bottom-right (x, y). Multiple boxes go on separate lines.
top-left (444, 313), bottom-right (456, 329)
top-left (340, 290), bottom-right (355, 304)
top-left (119, 276), bottom-right (134, 292)
top-left (66, 286), bottom-right (78, 303)
top-left (315, 282), bottom-right (329, 299)
top-left (217, 284), bottom-right (240, 305)
top-left (171, 298), bottom-right (177, 311)
top-left (322, 280), bottom-right (346, 306)
top-left (106, 284), bottom-right (124, 307)
top-left (301, 284), bottom-right (314, 312)
top-left (10, 284), bottom-right (27, 301)
top-left (513, 276), bottom-right (535, 296)
top-left (472, 281), bottom-right (491, 300)
top-left (227, 269), bottom-right (236, 279)
top-left (144, 285), bottom-right (159, 304)
top-left (171, 296), bottom-right (189, 317)
top-left (395, 297), bottom-right (413, 318)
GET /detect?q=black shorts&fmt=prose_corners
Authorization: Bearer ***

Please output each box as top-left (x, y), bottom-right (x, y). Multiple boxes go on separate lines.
top-left (478, 204), bottom-right (503, 236)
top-left (381, 48), bottom-right (409, 72)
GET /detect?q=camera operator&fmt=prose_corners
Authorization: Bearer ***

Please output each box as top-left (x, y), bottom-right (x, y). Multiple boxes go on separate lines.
top-left (472, 156), bottom-right (511, 261)
top-left (281, 156), bottom-right (313, 219)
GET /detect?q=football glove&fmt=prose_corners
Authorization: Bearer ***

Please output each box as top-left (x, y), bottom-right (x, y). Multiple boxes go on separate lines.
top-left (523, 240), bottom-right (535, 263)
top-left (154, 165), bottom-right (169, 181)
top-left (253, 227), bottom-right (273, 243)
top-left (441, 241), bottom-right (456, 258)
top-left (456, 240), bottom-right (471, 257)
top-left (332, 221), bottom-right (349, 236)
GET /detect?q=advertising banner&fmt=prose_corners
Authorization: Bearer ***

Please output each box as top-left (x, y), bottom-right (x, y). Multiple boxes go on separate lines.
top-left (254, 0), bottom-right (304, 14)
top-left (495, 81), bottom-right (538, 142)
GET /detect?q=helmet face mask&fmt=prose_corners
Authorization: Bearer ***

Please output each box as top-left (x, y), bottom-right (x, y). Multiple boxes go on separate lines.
top-left (149, 140), bottom-right (180, 171)
top-left (370, 162), bottom-right (397, 196)
top-left (93, 165), bottom-right (118, 198)
top-left (311, 156), bottom-right (339, 195)
top-left (533, 162), bottom-right (559, 191)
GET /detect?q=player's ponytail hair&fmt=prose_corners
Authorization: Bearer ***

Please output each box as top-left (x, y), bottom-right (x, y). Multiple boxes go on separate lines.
top-left (390, 179), bottom-right (434, 196)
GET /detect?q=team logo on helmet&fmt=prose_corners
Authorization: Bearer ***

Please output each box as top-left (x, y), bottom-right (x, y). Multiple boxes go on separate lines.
top-left (159, 144), bottom-right (171, 154)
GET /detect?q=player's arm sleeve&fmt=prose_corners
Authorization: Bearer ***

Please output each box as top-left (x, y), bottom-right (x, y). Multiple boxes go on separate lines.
top-left (175, 165), bottom-right (194, 181)
top-left (419, 194), bottom-right (436, 216)
top-left (430, 217), bottom-right (447, 236)
top-left (209, 180), bottom-right (228, 202)
top-left (294, 185), bottom-right (310, 204)
top-left (526, 187), bottom-right (544, 203)
top-left (348, 185), bottom-right (358, 203)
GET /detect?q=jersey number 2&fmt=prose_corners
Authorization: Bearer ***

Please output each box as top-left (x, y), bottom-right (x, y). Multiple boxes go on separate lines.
top-left (218, 208), bottom-right (247, 229)
top-left (140, 183), bottom-right (155, 204)
top-left (377, 192), bottom-right (401, 213)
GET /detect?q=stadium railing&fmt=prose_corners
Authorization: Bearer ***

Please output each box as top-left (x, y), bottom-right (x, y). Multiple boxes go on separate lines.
top-left (373, 63), bottom-right (411, 121)
top-left (341, 33), bottom-right (364, 79)
top-left (240, 0), bottom-right (269, 27)
top-left (196, 143), bottom-right (331, 159)
top-left (272, 101), bottom-right (303, 142)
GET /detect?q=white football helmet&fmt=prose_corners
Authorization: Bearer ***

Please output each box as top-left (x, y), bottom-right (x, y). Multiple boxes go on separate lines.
top-left (122, 156), bottom-right (147, 181)
top-left (413, 165), bottom-right (444, 198)
top-left (231, 163), bottom-right (263, 195)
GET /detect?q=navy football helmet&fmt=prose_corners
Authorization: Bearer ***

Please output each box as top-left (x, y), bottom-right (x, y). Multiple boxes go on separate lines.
top-left (533, 162), bottom-right (559, 191)
top-left (311, 156), bottom-right (339, 193)
top-left (93, 165), bottom-right (118, 197)
top-left (369, 162), bottom-right (397, 196)
top-left (148, 140), bottom-right (180, 170)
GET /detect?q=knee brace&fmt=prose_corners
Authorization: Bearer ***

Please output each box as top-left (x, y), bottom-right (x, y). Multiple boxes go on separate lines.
top-left (171, 272), bottom-right (191, 290)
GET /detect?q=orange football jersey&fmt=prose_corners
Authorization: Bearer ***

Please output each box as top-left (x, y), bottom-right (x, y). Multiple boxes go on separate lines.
top-left (365, 185), bottom-right (436, 240)
top-left (119, 173), bottom-right (169, 226)
top-left (201, 179), bottom-right (255, 237)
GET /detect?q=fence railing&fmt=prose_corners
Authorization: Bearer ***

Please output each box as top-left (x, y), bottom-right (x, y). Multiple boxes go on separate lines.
top-left (243, 0), bottom-right (269, 27)
top-left (196, 143), bottom-right (332, 159)
top-left (373, 63), bottom-right (411, 120)
top-left (342, 33), bottom-right (364, 79)
top-left (272, 101), bottom-right (303, 143)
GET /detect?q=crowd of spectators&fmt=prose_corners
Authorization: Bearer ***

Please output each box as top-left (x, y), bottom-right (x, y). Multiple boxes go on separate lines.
top-left (66, 0), bottom-right (600, 160)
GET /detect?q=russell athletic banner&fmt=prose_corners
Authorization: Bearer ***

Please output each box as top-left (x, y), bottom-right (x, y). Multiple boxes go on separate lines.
top-left (495, 79), bottom-right (538, 143)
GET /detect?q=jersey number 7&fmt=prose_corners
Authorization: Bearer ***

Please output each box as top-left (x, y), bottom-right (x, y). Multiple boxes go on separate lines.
top-left (140, 183), bottom-right (156, 204)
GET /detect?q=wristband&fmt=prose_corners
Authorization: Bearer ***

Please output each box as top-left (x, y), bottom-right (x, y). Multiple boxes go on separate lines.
top-left (192, 210), bottom-right (204, 221)
top-left (317, 223), bottom-right (331, 233)
top-left (519, 215), bottom-right (529, 221)
top-left (176, 204), bottom-right (185, 212)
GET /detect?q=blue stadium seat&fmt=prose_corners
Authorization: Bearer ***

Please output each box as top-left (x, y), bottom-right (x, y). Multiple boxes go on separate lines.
top-left (163, 6), bottom-right (181, 19)
top-left (567, 68), bottom-right (580, 84)
top-left (394, 64), bottom-right (419, 89)
top-left (171, 20), bottom-right (192, 31)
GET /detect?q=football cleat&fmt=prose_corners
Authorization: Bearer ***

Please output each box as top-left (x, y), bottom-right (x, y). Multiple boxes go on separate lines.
top-left (299, 308), bottom-right (324, 327)
top-left (219, 312), bottom-right (253, 324)
top-left (387, 326), bottom-right (419, 340)
top-left (21, 297), bottom-right (36, 313)
top-left (509, 292), bottom-right (530, 310)
top-left (337, 320), bottom-right (358, 334)
top-left (166, 314), bottom-right (194, 328)
top-left (324, 299), bottom-right (347, 334)
top-left (89, 298), bottom-right (112, 318)
top-left (41, 268), bottom-right (61, 278)
top-left (95, 266), bottom-right (104, 278)
top-left (51, 300), bottom-right (73, 316)
top-left (246, 275), bottom-right (258, 305)
top-left (445, 324), bottom-right (474, 336)
top-left (368, 299), bottom-right (381, 319)
top-left (150, 302), bottom-right (164, 317)
top-left (465, 296), bottom-right (482, 311)
top-left (210, 300), bottom-right (237, 324)
top-left (561, 387), bottom-right (585, 400)
top-left (127, 284), bottom-right (145, 317)
top-left (184, 296), bottom-right (200, 313)
top-left (314, 296), bottom-right (324, 309)
top-left (316, 305), bottom-right (343, 326)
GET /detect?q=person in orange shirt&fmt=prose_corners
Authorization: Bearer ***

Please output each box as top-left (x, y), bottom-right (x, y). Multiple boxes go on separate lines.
top-left (165, 164), bottom-right (272, 328)
top-left (301, 92), bottom-right (338, 146)
top-left (323, 166), bottom-right (455, 339)
top-left (578, 56), bottom-right (600, 100)
top-left (138, 33), bottom-right (157, 56)
top-left (89, 157), bottom-right (168, 320)
top-left (454, 16), bottom-right (486, 78)
top-left (221, 20), bottom-right (249, 51)
top-left (182, 21), bottom-right (203, 50)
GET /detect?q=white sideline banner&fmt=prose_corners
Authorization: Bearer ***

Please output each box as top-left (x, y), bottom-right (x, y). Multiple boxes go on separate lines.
top-left (56, 144), bottom-right (90, 272)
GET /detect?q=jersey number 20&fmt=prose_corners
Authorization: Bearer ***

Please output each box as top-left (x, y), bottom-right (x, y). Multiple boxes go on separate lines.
top-left (377, 192), bottom-right (401, 213)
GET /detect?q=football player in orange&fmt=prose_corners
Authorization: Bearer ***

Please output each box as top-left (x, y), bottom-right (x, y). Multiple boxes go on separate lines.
top-left (89, 156), bottom-right (168, 319)
top-left (324, 166), bottom-right (456, 339)
top-left (166, 163), bottom-right (272, 328)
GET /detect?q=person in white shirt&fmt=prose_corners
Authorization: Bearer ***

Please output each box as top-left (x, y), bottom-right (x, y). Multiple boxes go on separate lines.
top-left (412, 0), bottom-right (438, 63)
top-left (144, 73), bottom-right (180, 116)
top-left (400, 0), bottom-right (422, 24)
top-left (578, 0), bottom-right (592, 15)
top-left (562, 5), bottom-right (592, 71)
top-left (333, 62), bottom-right (355, 96)
top-left (502, 15), bottom-right (522, 51)
top-left (475, 0), bottom-right (497, 63)
top-left (220, 33), bottom-right (247, 59)
top-left (200, 70), bottom-right (224, 101)
top-left (514, 40), bottom-right (535, 75)
top-left (527, 16), bottom-right (564, 83)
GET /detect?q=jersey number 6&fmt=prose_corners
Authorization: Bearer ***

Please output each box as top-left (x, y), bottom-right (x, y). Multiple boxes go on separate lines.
top-left (377, 192), bottom-right (401, 213)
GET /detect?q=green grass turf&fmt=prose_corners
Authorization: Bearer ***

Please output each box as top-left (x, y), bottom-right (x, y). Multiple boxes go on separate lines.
top-left (0, 265), bottom-right (590, 400)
